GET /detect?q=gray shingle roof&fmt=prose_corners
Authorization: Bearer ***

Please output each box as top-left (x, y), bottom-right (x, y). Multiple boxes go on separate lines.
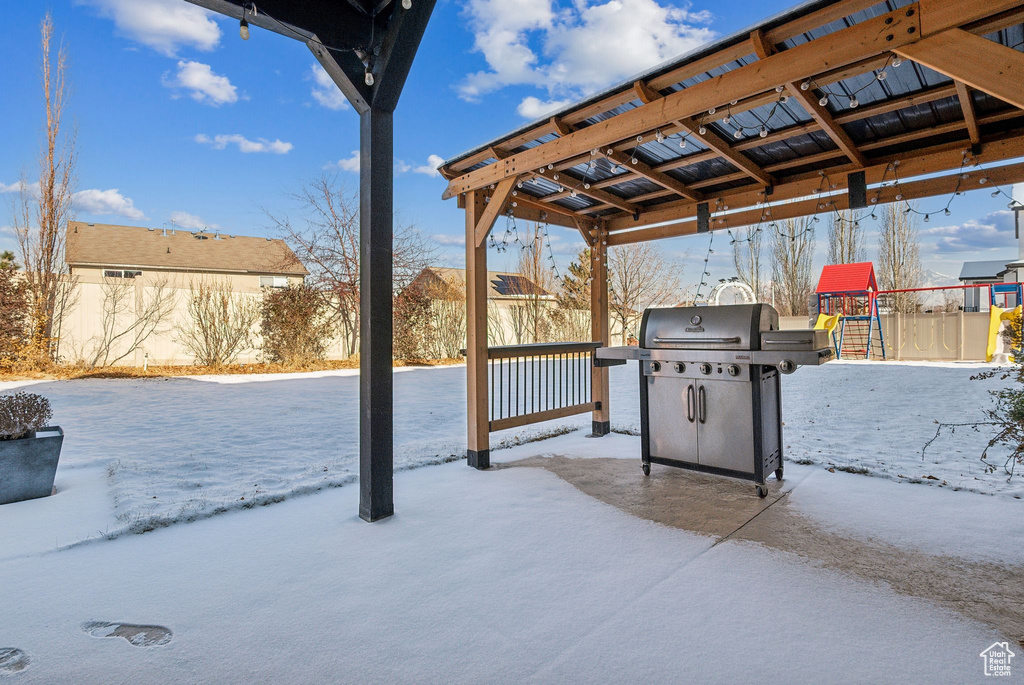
top-left (958, 259), bottom-right (1013, 281)
top-left (66, 222), bottom-right (308, 276)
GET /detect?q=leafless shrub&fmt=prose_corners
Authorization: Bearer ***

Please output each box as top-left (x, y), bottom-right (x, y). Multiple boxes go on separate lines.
top-left (0, 392), bottom-right (53, 440)
top-left (265, 174), bottom-right (436, 357)
top-left (82, 277), bottom-right (175, 369)
top-left (176, 279), bottom-right (258, 366)
top-left (260, 283), bottom-right (335, 367)
top-left (423, 278), bottom-right (466, 359)
top-left (770, 218), bottom-right (816, 316)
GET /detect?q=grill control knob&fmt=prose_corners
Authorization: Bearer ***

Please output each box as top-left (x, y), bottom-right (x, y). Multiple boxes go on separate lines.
top-left (699, 363), bottom-right (712, 375)
top-left (727, 364), bottom-right (740, 377)
top-left (650, 361), bottom-right (662, 373)
top-left (673, 362), bottom-right (686, 373)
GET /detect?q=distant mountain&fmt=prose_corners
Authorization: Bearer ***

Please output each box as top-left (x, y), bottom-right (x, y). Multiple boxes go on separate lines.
top-left (919, 269), bottom-right (957, 289)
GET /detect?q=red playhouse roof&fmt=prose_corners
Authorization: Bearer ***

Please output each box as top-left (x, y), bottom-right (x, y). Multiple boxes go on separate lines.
top-left (816, 262), bottom-right (878, 294)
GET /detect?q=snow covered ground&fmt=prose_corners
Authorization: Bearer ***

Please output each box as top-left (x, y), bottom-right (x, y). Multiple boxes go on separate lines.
top-left (1, 361), bottom-right (1023, 682)
top-left (0, 359), bottom-right (1018, 545)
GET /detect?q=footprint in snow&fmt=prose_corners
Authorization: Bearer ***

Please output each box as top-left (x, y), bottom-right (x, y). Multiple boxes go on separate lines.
top-left (0, 648), bottom-right (30, 674)
top-left (82, 622), bottom-right (172, 647)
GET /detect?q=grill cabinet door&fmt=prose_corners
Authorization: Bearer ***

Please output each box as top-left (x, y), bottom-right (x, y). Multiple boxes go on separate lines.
top-left (647, 376), bottom-right (698, 464)
top-left (695, 379), bottom-right (755, 475)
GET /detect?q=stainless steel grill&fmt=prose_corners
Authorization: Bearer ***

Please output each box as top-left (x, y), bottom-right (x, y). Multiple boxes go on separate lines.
top-left (596, 304), bottom-right (832, 497)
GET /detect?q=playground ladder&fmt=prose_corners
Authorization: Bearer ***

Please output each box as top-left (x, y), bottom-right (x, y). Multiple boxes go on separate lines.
top-left (837, 316), bottom-right (886, 360)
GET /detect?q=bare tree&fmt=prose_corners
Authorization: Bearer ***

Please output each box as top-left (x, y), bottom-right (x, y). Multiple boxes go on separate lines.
top-left (877, 204), bottom-right (922, 313)
top-left (487, 301), bottom-right (512, 346)
top-left (770, 218), bottom-right (816, 316)
top-left (827, 210), bottom-right (864, 264)
top-left (514, 224), bottom-right (558, 343)
top-left (10, 13), bottom-right (77, 362)
top-left (609, 242), bottom-right (680, 344)
top-left (83, 277), bottom-right (175, 369)
top-left (176, 279), bottom-right (259, 366)
top-left (551, 246), bottom-right (592, 342)
top-left (732, 226), bottom-right (766, 301)
top-left (265, 174), bottom-right (436, 357)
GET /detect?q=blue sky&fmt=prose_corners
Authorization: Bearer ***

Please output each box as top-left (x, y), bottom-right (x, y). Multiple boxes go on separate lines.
top-left (1, 0), bottom-right (1021, 291)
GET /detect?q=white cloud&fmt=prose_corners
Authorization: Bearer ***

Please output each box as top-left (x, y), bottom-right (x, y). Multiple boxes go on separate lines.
top-left (72, 189), bottom-right (146, 220)
top-left (458, 0), bottom-right (715, 112)
top-left (332, 151), bottom-right (361, 172)
top-left (195, 133), bottom-right (293, 154)
top-left (164, 61), bottom-right (238, 106)
top-left (79, 0), bottom-right (221, 57)
top-left (922, 210), bottom-right (1016, 254)
top-left (413, 154), bottom-right (446, 177)
top-left (432, 234), bottom-right (466, 247)
top-left (169, 211), bottom-right (217, 230)
top-left (516, 96), bottom-right (572, 119)
top-left (0, 180), bottom-right (40, 196)
top-left (310, 64), bottom-right (349, 111)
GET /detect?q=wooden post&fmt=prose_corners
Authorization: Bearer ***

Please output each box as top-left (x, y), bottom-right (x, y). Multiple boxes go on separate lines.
top-left (591, 225), bottom-right (610, 436)
top-left (466, 190), bottom-right (490, 468)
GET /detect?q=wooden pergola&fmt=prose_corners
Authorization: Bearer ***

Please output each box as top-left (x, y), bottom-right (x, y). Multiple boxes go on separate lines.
top-left (440, 0), bottom-right (1024, 468)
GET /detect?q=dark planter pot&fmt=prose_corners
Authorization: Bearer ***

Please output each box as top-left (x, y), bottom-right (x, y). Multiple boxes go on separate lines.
top-left (0, 427), bottom-right (64, 505)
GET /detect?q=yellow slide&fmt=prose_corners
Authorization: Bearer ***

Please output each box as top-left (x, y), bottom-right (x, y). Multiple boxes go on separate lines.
top-left (986, 305), bottom-right (1022, 363)
top-left (814, 313), bottom-right (840, 336)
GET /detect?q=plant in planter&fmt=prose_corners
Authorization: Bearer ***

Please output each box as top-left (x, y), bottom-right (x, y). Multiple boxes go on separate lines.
top-left (0, 392), bottom-right (64, 505)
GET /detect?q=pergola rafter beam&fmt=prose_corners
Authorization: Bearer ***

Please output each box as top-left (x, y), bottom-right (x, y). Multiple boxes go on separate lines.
top-left (750, 28), bottom-right (869, 169)
top-left (954, 81), bottom-right (982, 146)
top-left (607, 159), bottom-right (1024, 245)
top-left (895, 29), bottom-right (1024, 111)
top-left (602, 132), bottom-right (1024, 231)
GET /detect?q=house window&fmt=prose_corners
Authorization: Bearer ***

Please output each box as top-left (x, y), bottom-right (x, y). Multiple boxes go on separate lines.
top-left (103, 270), bottom-right (142, 279)
top-left (260, 276), bottom-right (288, 288)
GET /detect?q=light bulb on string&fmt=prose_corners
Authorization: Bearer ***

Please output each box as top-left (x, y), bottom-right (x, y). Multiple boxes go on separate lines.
top-left (698, 125), bottom-right (707, 135)
top-left (892, 56), bottom-right (902, 67)
top-left (759, 126), bottom-right (768, 138)
top-left (733, 129), bottom-right (742, 139)
top-left (848, 97), bottom-right (859, 109)
top-left (819, 96), bottom-right (829, 106)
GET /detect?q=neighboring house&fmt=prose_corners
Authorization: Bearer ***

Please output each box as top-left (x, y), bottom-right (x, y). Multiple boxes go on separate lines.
top-left (60, 222), bottom-right (310, 366)
top-left (408, 267), bottom-right (623, 345)
top-left (958, 259), bottom-right (1019, 311)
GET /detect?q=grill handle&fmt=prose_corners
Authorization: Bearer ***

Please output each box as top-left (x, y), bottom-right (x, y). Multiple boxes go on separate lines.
top-left (762, 338), bottom-right (813, 345)
top-left (652, 336), bottom-right (742, 345)
top-left (698, 385), bottom-right (707, 424)
top-left (686, 384), bottom-right (695, 423)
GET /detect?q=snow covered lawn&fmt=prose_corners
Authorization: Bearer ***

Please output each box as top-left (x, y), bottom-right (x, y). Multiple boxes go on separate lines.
top-left (1, 361), bottom-right (1022, 682)
top-left (0, 359), bottom-right (1018, 545)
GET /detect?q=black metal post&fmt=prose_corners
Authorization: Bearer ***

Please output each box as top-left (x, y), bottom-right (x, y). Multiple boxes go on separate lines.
top-left (359, 107), bottom-right (394, 523)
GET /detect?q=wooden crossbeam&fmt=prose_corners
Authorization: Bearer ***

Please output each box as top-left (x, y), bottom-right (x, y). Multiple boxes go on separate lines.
top-left (750, 28), bottom-right (869, 168)
top-left (474, 176), bottom-right (517, 246)
top-left (599, 147), bottom-right (704, 201)
top-left (676, 117), bottom-right (775, 186)
top-left (607, 159), bottom-right (1024, 245)
top-left (601, 132), bottom-right (1024, 231)
top-left (896, 29), bottom-right (1024, 110)
top-left (955, 81), bottom-right (982, 146)
top-left (529, 172), bottom-right (640, 214)
top-left (443, 6), bottom-right (919, 200)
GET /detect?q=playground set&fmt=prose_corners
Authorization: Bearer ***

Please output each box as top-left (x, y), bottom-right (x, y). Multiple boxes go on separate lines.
top-left (814, 262), bottom-right (1023, 362)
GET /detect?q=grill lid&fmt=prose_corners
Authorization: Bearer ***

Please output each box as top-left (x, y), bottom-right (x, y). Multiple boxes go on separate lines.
top-left (640, 304), bottom-right (779, 351)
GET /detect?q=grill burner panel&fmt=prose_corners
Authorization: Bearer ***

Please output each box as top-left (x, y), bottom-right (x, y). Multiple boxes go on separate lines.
top-left (595, 304), bottom-right (831, 497)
